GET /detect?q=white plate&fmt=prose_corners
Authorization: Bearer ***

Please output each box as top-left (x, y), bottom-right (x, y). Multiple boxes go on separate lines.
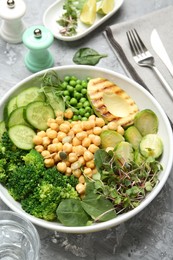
top-left (43, 0), bottom-right (124, 41)
top-left (0, 65), bottom-right (173, 233)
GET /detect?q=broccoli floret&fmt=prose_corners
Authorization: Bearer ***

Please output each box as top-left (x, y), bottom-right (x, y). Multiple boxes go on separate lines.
top-left (22, 149), bottom-right (44, 170)
top-left (21, 180), bottom-right (78, 221)
top-left (7, 164), bottom-right (43, 201)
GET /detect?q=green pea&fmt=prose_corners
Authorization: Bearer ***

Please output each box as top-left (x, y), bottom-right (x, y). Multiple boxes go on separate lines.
top-left (74, 91), bottom-right (81, 100)
top-left (69, 80), bottom-right (76, 87)
top-left (61, 82), bottom-right (68, 89)
top-left (72, 115), bottom-right (79, 121)
top-left (63, 90), bottom-right (70, 96)
top-left (81, 117), bottom-right (88, 121)
top-left (79, 108), bottom-right (85, 116)
top-left (85, 106), bottom-right (92, 113)
top-left (65, 96), bottom-right (71, 102)
top-left (64, 76), bottom-right (70, 82)
top-left (80, 97), bottom-right (87, 103)
top-left (81, 88), bottom-right (87, 95)
top-left (81, 81), bottom-right (87, 88)
top-left (67, 85), bottom-right (74, 93)
top-left (75, 84), bottom-right (82, 92)
top-left (77, 102), bottom-right (83, 108)
top-left (70, 97), bottom-right (78, 106)
top-left (83, 101), bottom-right (90, 107)
top-left (84, 112), bottom-right (90, 118)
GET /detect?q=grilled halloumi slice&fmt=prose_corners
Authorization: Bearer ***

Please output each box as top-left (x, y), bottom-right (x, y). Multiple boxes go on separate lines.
top-left (87, 78), bottom-right (139, 128)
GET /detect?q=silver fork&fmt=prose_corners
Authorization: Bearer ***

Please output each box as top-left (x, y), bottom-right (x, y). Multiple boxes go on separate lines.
top-left (126, 29), bottom-right (173, 100)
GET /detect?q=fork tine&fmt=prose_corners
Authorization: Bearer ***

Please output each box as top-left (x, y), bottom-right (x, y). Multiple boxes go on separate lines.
top-left (126, 29), bottom-right (147, 56)
top-left (133, 29), bottom-right (147, 52)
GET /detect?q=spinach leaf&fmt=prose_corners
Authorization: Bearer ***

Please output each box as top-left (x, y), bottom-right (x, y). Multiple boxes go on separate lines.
top-left (73, 48), bottom-right (107, 65)
top-left (81, 193), bottom-right (116, 222)
top-left (56, 198), bottom-right (90, 226)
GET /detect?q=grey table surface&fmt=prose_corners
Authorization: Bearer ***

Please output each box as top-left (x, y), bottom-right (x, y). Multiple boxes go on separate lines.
top-left (1, 0), bottom-right (173, 259)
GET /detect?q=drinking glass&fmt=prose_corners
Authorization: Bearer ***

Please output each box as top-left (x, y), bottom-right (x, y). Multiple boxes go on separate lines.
top-left (0, 210), bottom-right (40, 260)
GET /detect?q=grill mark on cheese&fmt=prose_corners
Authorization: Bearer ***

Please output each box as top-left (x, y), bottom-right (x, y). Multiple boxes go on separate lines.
top-left (88, 78), bottom-right (139, 127)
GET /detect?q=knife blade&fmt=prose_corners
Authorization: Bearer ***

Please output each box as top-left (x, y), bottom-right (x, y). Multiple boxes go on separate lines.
top-left (150, 29), bottom-right (173, 77)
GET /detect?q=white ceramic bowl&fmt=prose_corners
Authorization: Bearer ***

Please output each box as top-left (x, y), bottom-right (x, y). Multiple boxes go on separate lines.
top-left (0, 65), bottom-right (172, 233)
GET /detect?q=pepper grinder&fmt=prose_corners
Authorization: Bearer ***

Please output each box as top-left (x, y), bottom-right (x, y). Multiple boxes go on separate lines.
top-left (0, 0), bottom-right (26, 43)
top-left (22, 25), bottom-right (54, 73)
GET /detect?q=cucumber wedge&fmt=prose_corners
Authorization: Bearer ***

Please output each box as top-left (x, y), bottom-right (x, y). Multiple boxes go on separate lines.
top-left (24, 101), bottom-right (55, 130)
top-left (7, 107), bottom-right (29, 128)
top-left (8, 125), bottom-right (36, 150)
top-left (16, 87), bottom-right (46, 107)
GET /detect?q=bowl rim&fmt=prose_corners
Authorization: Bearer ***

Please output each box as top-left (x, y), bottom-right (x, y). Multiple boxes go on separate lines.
top-left (0, 65), bottom-right (172, 233)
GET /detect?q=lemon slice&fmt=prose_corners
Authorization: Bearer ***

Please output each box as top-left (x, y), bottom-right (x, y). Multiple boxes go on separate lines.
top-left (80, 0), bottom-right (97, 25)
top-left (103, 92), bottom-right (131, 117)
top-left (97, 0), bottom-right (115, 15)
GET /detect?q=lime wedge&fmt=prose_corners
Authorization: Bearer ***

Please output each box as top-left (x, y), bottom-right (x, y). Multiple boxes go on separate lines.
top-left (97, 0), bottom-right (115, 15)
top-left (80, 0), bottom-right (97, 25)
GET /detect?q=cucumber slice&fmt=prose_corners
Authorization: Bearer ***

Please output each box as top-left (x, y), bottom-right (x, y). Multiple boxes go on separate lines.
top-left (16, 87), bottom-right (46, 107)
top-left (8, 125), bottom-right (36, 150)
top-left (25, 101), bottom-right (55, 130)
top-left (8, 107), bottom-right (29, 128)
top-left (0, 121), bottom-right (6, 139)
top-left (6, 96), bottom-right (18, 116)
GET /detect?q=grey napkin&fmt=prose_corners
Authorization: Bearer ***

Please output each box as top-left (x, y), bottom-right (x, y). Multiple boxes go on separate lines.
top-left (104, 5), bottom-right (173, 123)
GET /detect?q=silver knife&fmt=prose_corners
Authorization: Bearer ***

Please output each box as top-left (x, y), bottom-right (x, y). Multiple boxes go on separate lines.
top-left (150, 29), bottom-right (173, 77)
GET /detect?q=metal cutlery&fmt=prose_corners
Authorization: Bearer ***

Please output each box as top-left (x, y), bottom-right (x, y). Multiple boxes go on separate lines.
top-left (126, 29), bottom-right (173, 100)
top-left (150, 29), bottom-right (173, 77)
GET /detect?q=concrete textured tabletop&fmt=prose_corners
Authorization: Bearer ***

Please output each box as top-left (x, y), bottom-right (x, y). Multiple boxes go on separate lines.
top-left (0, 0), bottom-right (173, 259)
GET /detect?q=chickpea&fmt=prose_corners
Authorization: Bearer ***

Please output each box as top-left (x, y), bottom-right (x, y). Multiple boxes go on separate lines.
top-left (56, 116), bottom-right (64, 125)
top-left (68, 130), bottom-right (74, 138)
top-left (72, 169), bottom-right (82, 178)
top-left (55, 142), bottom-right (63, 151)
top-left (95, 117), bottom-right (105, 127)
top-left (57, 131), bottom-right (66, 142)
top-left (76, 131), bottom-right (87, 141)
top-left (64, 108), bottom-right (73, 119)
top-left (73, 145), bottom-right (86, 156)
top-left (35, 145), bottom-right (44, 153)
top-left (117, 125), bottom-right (125, 135)
top-left (82, 137), bottom-right (91, 148)
top-left (83, 167), bottom-right (93, 177)
top-left (52, 137), bottom-right (59, 144)
top-left (86, 129), bottom-right (93, 135)
top-left (47, 118), bottom-right (56, 126)
top-left (68, 153), bottom-right (78, 163)
top-left (78, 175), bottom-right (85, 184)
top-left (82, 121), bottom-right (93, 131)
top-left (50, 122), bottom-right (59, 131)
top-left (72, 137), bottom-right (81, 146)
top-left (101, 125), bottom-right (108, 131)
top-left (71, 161), bottom-right (81, 170)
top-left (37, 131), bottom-right (46, 138)
top-left (48, 143), bottom-right (59, 153)
top-left (92, 135), bottom-right (101, 146)
top-left (44, 158), bottom-right (55, 168)
top-left (89, 115), bottom-right (96, 121)
top-left (66, 167), bottom-right (72, 176)
top-left (88, 144), bottom-right (99, 154)
top-left (76, 183), bottom-right (85, 194)
top-left (33, 135), bottom-right (43, 145)
top-left (53, 153), bottom-right (60, 162)
top-left (57, 162), bottom-right (67, 173)
top-left (59, 123), bottom-right (70, 133)
top-left (72, 123), bottom-right (83, 134)
top-left (47, 129), bottom-right (57, 139)
top-left (83, 150), bottom-right (94, 161)
top-left (63, 143), bottom-right (72, 153)
top-left (107, 121), bottom-right (118, 130)
top-left (93, 126), bottom-right (102, 135)
top-left (78, 156), bottom-right (85, 166)
top-left (86, 159), bottom-right (95, 169)
top-left (56, 111), bottom-right (64, 117)
top-left (42, 136), bottom-right (51, 147)
top-left (42, 150), bottom-right (51, 158)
